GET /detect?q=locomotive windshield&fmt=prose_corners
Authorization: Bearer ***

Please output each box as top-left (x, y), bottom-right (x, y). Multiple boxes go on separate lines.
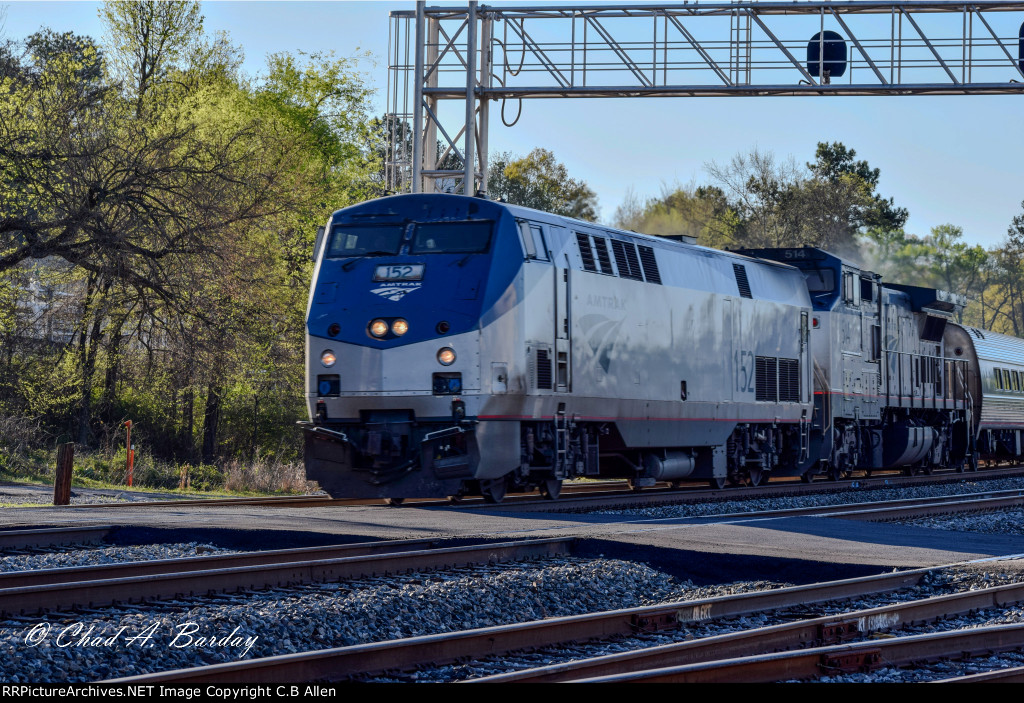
top-left (803, 268), bottom-right (836, 293)
top-left (327, 224), bottom-right (405, 257)
top-left (410, 221), bottom-right (492, 254)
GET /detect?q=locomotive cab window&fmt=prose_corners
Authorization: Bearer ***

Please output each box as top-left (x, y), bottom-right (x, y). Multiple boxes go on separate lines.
top-left (327, 224), bottom-right (405, 257)
top-left (804, 269), bottom-right (835, 293)
top-left (843, 271), bottom-right (861, 306)
top-left (518, 221), bottom-right (537, 258)
top-left (529, 224), bottom-right (549, 260)
top-left (411, 221), bottom-right (493, 254)
top-left (518, 221), bottom-right (549, 261)
top-left (860, 276), bottom-right (875, 303)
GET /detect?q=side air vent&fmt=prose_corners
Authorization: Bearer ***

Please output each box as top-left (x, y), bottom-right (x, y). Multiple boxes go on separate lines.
top-left (535, 348), bottom-right (553, 390)
top-left (637, 245), bottom-right (661, 284)
top-left (594, 237), bottom-right (613, 274)
top-left (576, 232), bottom-right (596, 272)
top-left (733, 263), bottom-right (752, 299)
top-left (778, 358), bottom-right (800, 402)
top-left (755, 356), bottom-right (778, 402)
top-left (611, 240), bottom-right (643, 280)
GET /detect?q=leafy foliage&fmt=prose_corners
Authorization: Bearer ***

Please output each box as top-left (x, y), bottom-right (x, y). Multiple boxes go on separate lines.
top-left (488, 148), bottom-right (599, 221)
top-left (0, 1), bottom-right (378, 479)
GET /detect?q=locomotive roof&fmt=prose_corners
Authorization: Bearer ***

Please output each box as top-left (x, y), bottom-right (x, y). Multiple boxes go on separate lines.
top-left (333, 193), bottom-right (803, 275)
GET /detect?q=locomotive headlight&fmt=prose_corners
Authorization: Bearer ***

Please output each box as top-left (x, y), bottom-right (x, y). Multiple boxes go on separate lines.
top-left (320, 350), bottom-right (337, 367)
top-left (369, 319), bottom-right (389, 338)
top-left (437, 347), bottom-right (456, 366)
top-left (391, 319), bottom-right (409, 336)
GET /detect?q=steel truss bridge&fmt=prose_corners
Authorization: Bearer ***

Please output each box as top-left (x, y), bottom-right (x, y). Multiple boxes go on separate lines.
top-left (385, 1), bottom-right (1024, 195)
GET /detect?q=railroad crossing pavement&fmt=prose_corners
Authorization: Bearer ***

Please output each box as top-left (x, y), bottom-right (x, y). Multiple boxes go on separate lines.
top-left (4, 502), bottom-right (1024, 585)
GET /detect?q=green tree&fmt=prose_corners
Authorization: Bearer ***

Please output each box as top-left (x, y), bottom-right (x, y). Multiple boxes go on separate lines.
top-left (613, 184), bottom-right (740, 248)
top-left (488, 148), bottom-right (598, 221)
top-left (864, 224), bottom-right (987, 323)
top-left (979, 202), bottom-right (1024, 336)
top-left (705, 142), bottom-right (906, 252)
top-left (807, 142), bottom-right (908, 232)
top-left (1, 3), bottom-right (380, 466)
top-left (100, 0), bottom-right (204, 114)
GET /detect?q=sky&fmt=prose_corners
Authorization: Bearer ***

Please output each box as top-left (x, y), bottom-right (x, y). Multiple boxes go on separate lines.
top-left (1, 0), bottom-right (1022, 249)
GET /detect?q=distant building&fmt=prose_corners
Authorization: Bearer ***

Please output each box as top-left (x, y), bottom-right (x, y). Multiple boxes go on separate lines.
top-left (10, 260), bottom-right (82, 345)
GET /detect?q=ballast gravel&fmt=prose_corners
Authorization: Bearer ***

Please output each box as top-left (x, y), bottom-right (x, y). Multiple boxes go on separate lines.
top-left (892, 506), bottom-right (1024, 535)
top-left (0, 543), bottom-right (234, 572)
top-left (0, 556), bottom-right (696, 683)
top-left (367, 563), bottom-right (1024, 682)
top-left (591, 475), bottom-right (1024, 520)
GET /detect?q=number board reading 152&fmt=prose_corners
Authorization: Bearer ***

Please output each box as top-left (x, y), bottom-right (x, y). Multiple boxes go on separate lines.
top-left (374, 264), bottom-right (425, 282)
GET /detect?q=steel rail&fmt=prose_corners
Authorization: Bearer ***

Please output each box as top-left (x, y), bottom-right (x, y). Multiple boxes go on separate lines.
top-left (0, 525), bottom-right (115, 550)
top-left (0, 537), bottom-right (575, 617)
top-left (0, 537), bottom-right (452, 590)
top-left (824, 492), bottom-right (1024, 521)
top-left (475, 579), bottom-right (1024, 682)
top-left (474, 466), bottom-right (1024, 512)
top-left (499, 483), bottom-right (1024, 519)
top-left (573, 622), bottom-right (1024, 683)
top-left (935, 665), bottom-right (1024, 683)
top-left (58, 479), bottom-right (631, 510)
top-left (108, 557), bottom-right (1016, 683)
top-left (57, 473), bottom-right (1024, 514)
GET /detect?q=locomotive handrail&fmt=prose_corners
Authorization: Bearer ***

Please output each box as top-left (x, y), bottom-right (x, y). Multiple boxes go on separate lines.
top-left (422, 425), bottom-right (468, 442)
top-left (297, 422), bottom-right (350, 444)
top-left (882, 350), bottom-right (969, 411)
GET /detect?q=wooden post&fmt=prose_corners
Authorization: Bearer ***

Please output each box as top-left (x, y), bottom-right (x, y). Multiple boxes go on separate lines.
top-left (53, 443), bottom-right (74, 506)
top-left (125, 420), bottom-right (134, 487)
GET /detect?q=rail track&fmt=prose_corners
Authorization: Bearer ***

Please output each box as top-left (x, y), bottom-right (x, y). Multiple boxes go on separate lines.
top-left (0, 525), bottom-right (116, 550)
top-left (8, 471), bottom-right (1024, 682)
top-left (0, 537), bottom-right (575, 617)
top-left (39, 464), bottom-right (1024, 512)
top-left (107, 555), bottom-right (1024, 683)
top-left (9, 484), bottom-right (1024, 568)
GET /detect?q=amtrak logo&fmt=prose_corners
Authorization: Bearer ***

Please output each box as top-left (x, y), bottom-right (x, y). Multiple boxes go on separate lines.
top-left (579, 313), bottom-right (625, 374)
top-left (370, 282), bottom-right (421, 301)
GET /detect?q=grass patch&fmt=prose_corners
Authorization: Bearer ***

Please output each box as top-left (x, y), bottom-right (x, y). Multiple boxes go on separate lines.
top-left (1, 442), bottom-right (316, 497)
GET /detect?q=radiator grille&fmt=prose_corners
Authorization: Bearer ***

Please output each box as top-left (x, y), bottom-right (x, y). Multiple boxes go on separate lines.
top-left (637, 245), bottom-right (661, 284)
top-left (611, 240), bottom-right (643, 280)
top-left (778, 358), bottom-right (800, 402)
top-left (576, 232), bottom-right (596, 272)
top-left (536, 348), bottom-right (553, 390)
top-left (733, 263), bottom-right (753, 298)
top-left (594, 237), bottom-right (613, 274)
top-left (755, 356), bottom-right (777, 402)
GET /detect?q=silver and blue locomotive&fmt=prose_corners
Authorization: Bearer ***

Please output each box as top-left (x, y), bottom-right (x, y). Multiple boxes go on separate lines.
top-left (300, 193), bottom-right (1024, 501)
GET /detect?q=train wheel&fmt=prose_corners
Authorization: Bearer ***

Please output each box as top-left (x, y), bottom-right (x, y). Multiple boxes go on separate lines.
top-left (385, 498), bottom-right (405, 507)
top-left (540, 479), bottom-right (562, 500)
top-left (709, 476), bottom-right (726, 489)
top-left (447, 494), bottom-right (463, 504)
top-left (747, 467), bottom-right (767, 487)
top-left (481, 478), bottom-right (507, 504)
top-left (800, 472), bottom-right (814, 483)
